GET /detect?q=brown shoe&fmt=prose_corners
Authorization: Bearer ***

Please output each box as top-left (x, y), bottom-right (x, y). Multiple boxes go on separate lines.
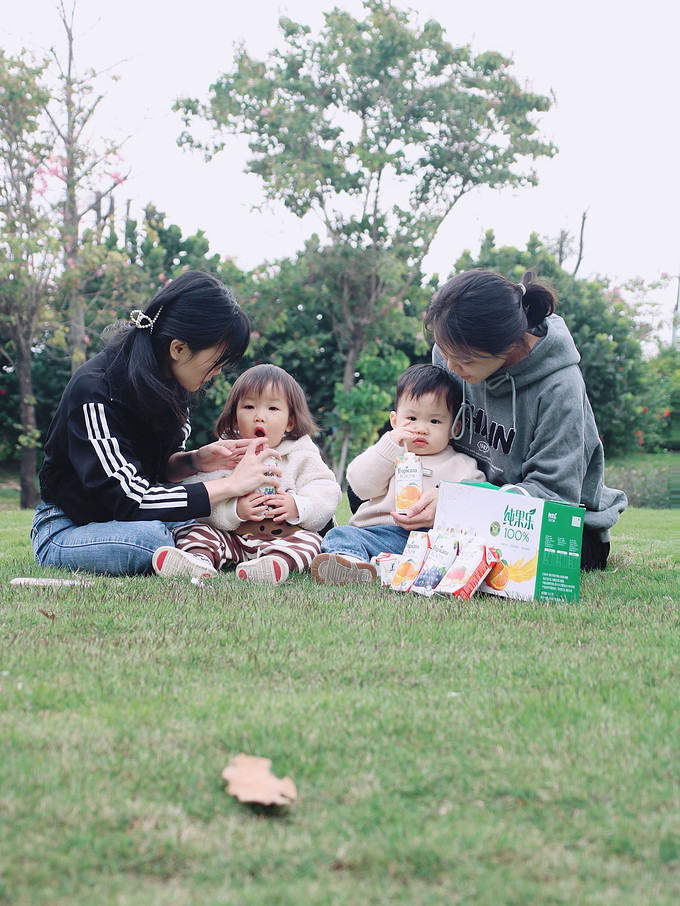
top-left (311, 553), bottom-right (377, 585)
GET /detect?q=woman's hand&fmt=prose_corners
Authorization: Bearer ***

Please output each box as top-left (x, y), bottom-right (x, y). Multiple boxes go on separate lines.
top-left (166, 438), bottom-right (261, 482)
top-left (195, 438), bottom-right (257, 472)
top-left (205, 440), bottom-right (281, 505)
top-left (391, 486), bottom-right (438, 530)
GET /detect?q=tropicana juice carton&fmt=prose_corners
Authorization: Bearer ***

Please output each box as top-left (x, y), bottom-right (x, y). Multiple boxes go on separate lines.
top-left (436, 542), bottom-right (500, 600)
top-left (373, 552), bottom-right (401, 587)
top-left (395, 445), bottom-right (422, 514)
top-left (390, 531), bottom-right (430, 592)
top-left (410, 530), bottom-right (461, 597)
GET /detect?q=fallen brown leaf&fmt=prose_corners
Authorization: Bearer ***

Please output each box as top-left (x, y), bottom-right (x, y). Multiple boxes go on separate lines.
top-left (38, 609), bottom-right (56, 622)
top-left (222, 753), bottom-right (297, 806)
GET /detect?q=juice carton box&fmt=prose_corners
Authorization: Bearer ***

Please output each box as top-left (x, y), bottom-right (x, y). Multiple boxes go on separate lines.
top-left (434, 481), bottom-right (584, 602)
top-left (390, 531), bottom-right (430, 592)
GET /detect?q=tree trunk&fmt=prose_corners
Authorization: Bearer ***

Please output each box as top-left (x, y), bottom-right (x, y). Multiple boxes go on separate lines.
top-left (341, 342), bottom-right (361, 395)
top-left (333, 340), bottom-right (362, 483)
top-left (19, 447), bottom-right (38, 511)
top-left (571, 210), bottom-right (588, 278)
top-left (69, 289), bottom-right (86, 373)
top-left (334, 432), bottom-right (350, 487)
top-left (15, 352), bottom-right (39, 510)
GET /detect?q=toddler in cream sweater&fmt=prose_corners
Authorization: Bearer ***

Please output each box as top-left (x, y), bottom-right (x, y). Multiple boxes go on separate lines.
top-left (311, 364), bottom-right (484, 585)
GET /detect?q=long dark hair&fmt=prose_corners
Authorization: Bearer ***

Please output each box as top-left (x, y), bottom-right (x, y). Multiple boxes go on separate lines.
top-left (110, 271), bottom-right (250, 430)
top-left (215, 364), bottom-right (318, 440)
top-left (425, 268), bottom-right (557, 358)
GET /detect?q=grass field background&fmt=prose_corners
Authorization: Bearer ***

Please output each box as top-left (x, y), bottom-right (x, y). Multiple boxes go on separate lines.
top-left (0, 456), bottom-right (678, 905)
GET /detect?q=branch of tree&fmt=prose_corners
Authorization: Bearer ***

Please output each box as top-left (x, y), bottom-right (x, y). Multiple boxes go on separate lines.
top-left (571, 209), bottom-right (588, 278)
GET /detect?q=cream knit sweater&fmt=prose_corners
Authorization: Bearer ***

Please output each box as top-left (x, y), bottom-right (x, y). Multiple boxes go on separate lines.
top-left (347, 433), bottom-right (485, 528)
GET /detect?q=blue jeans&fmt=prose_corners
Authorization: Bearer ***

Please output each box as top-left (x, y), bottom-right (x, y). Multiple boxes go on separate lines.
top-left (31, 501), bottom-right (191, 576)
top-left (320, 523), bottom-right (414, 561)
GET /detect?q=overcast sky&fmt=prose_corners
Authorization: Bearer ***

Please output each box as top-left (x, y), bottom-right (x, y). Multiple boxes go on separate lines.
top-left (2, 0), bottom-right (678, 341)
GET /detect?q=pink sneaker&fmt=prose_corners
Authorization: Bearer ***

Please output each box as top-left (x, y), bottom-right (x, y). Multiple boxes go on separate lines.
top-left (236, 556), bottom-right (289, 584)
top-left (152, 546), bottom-right (217, 579)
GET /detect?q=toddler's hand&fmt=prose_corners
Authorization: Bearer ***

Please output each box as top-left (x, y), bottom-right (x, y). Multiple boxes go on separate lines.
top-left (237, 491), bottom-right (271, 521)
top-left (391, 486), bottom-right (438, 530)
top-left (261, 492), bottom-right (300, 523)
top-left (388, 419), bottom-right (418, 448)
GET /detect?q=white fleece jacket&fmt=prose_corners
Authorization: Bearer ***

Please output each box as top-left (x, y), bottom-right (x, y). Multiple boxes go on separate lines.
top-left (185, 435), bottom-right (341, 533)
top-left (347, 433), bottom-right (485, 528)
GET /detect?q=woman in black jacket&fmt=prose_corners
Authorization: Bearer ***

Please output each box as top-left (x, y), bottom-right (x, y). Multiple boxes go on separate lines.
top-left (32, 271), bottom-right (281, 575)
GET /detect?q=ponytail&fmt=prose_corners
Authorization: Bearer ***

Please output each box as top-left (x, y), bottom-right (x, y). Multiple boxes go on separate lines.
top-left (426, 267), bottom-right (558, 357)
top-left (519, 269), bottom-right (557, 330)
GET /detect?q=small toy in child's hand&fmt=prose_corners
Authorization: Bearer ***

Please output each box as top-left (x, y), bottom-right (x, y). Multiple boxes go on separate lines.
top-left (395, 444), bottom-right (422, 513)
top-left (391, 530), bottom-right (430, 592)
top-left (436, 543), bottom-right (500, 600)
top-left (411, 530), bottom-right (460, 596)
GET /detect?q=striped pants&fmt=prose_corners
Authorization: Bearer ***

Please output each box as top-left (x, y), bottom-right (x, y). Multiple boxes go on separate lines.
top-left (172, 522), bottom-right (322, 574)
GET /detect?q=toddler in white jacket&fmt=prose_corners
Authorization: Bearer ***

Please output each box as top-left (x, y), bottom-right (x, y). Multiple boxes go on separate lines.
top-left (153, 365), bottom-right (341, 584)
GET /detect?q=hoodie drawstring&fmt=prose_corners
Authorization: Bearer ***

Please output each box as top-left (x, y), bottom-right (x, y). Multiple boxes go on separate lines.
top-left (452, 381), bottom-right (474, 442)
top-left (486, 372), bottom-right (517, 432)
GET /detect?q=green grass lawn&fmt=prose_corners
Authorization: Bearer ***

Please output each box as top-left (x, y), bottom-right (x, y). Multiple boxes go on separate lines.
top-left (1, 493), bottom-right (678, 904)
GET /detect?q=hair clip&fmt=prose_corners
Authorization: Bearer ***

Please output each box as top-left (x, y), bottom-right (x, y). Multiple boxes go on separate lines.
top-left (517, 283), bottom-right (526, 297)
top-left (129, 306), bottom-right (164, 332)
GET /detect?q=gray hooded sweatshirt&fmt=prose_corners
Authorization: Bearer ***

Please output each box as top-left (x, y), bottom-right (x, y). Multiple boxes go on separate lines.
top-left (432, 314), bottom-right (627, 541)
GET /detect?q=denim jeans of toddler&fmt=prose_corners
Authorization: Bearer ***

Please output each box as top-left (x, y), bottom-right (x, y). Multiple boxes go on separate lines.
top-left (320, 523), bottom-right (416, 562)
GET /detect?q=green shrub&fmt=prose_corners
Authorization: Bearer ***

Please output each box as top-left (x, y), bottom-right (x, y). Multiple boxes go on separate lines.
top-left (605, 452), bottom-right (674, 509)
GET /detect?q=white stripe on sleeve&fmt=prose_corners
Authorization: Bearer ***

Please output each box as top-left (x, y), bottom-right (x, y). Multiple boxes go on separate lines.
top-left (83, 402), bottom-right (189, 511)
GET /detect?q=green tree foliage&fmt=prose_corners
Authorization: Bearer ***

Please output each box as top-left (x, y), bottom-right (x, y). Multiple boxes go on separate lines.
top-left (639, 345), bottom-right (678, 452)
top-left (46, 1), bottom-right (129, 374)
top-left (0, 50), bottom-right (59, 507)
top-left (235, 235), bottom-right (432, 474)
top-left (331, 342), bottom-right (411, 466)
top-left (175, 0), bottom-right (555, 476)
top-left (1, 201), bottom-right (253, 466)
top-left (456, 232), bottom-right (668, 455)
top-left (0, 344), bottom-right (70, 465)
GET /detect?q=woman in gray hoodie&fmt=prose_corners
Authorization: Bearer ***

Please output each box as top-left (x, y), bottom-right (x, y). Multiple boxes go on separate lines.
top-left (400, 268), bottom-right (627, 571)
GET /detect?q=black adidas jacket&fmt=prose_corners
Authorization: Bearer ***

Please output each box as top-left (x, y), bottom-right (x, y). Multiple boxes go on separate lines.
top-left (39, 346), bottom-right (210, 525)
